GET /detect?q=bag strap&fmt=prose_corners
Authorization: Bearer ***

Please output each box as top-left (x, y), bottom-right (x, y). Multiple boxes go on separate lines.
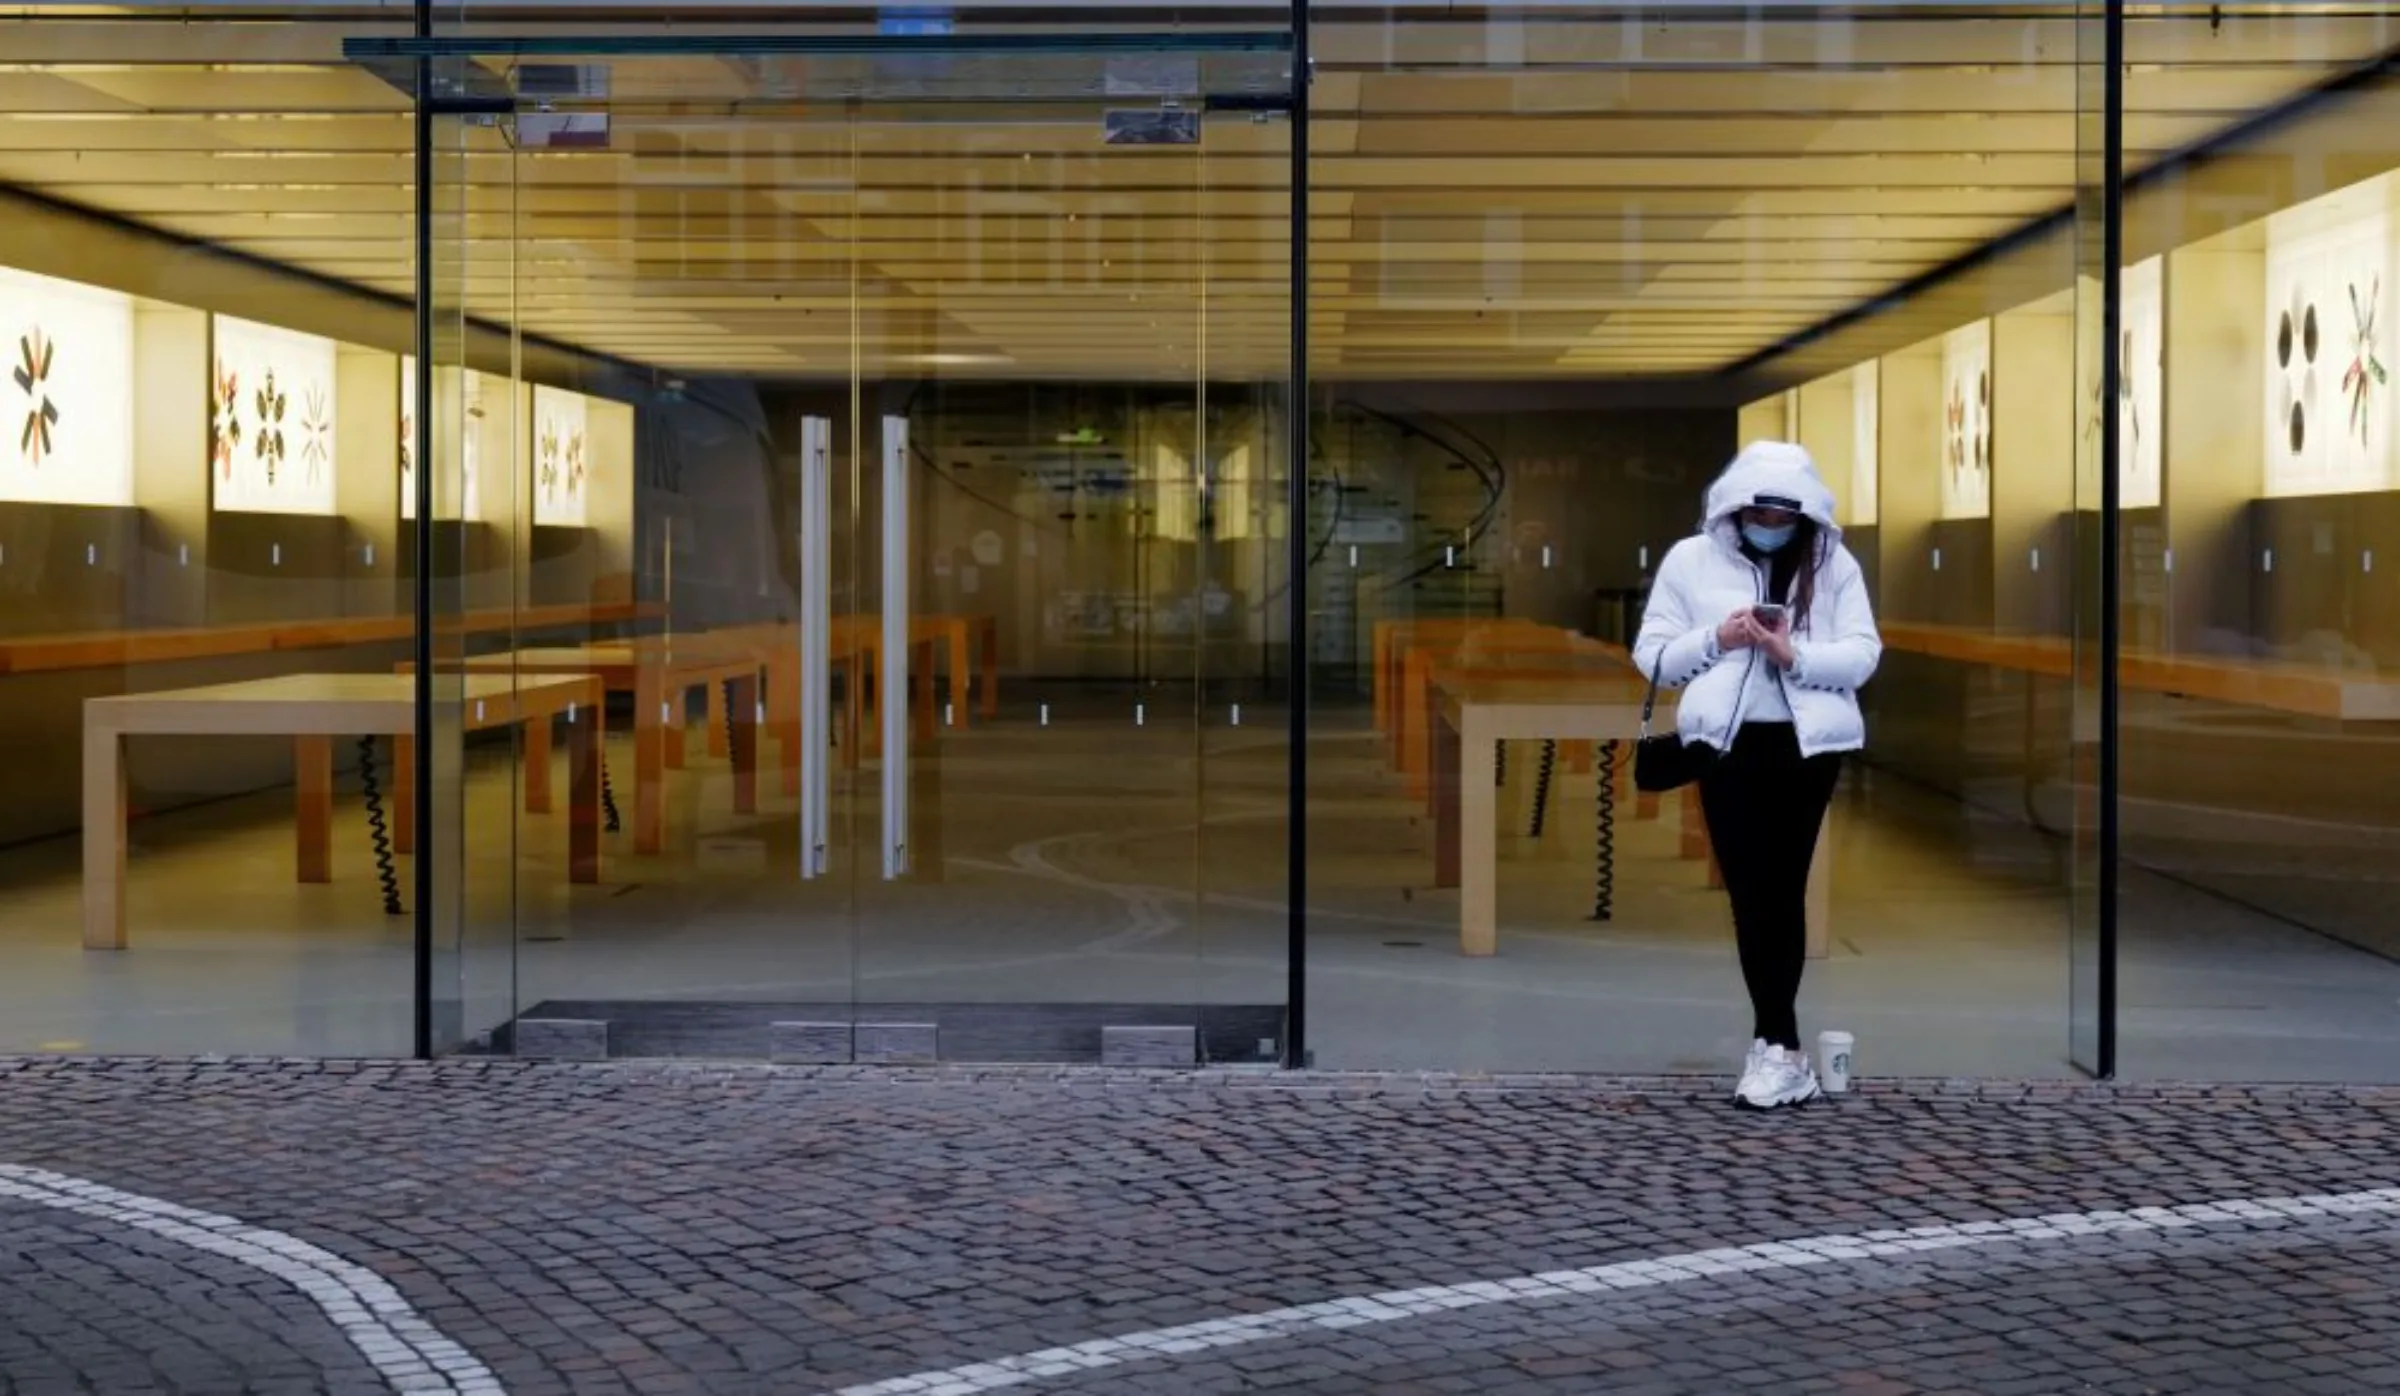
top-left (1639, 657), bottom-right (1663, 737)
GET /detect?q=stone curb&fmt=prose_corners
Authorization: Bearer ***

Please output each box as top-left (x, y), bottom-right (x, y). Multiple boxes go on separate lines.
top-left (0, 1053), bottom-right (2392, 1105)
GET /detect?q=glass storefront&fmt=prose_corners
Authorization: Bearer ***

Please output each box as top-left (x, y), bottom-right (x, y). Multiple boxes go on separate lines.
top-left (0, 2), bottom-right (2395, 1081)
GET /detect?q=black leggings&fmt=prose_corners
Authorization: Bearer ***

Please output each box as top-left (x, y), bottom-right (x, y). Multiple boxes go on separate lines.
top-left (1698, 723), bottom-right (1841, 1051)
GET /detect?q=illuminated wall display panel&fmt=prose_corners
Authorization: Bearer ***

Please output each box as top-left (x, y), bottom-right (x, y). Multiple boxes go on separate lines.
top-left (1797, 363), bottom-right (1878, 528)
top-left (1152, 441), bottom-right (1196, 542)
top-left (1940, 320), bottom-right (1994, 520)
top-left (399, 357), bottom-right (487, 521)
top-left (2263, 176), bottom-right (2395, 497)
top-left (213, 315), bottom-right (337, 516)
top-left (399, 355), bottom-right (415, 519)
top-left (0, 265), bottom-right (135, 507)
top-left (1216, 443), bottom-right (1258, 540)
top-left (1737, 390), bottom-right (1796, 448)
top-left (1850, 363), bottom-right (1879, 526)
top-left (2115, 257), bottom-right (2165, 509)
top-left (532, 384), bottom-right (588, 526)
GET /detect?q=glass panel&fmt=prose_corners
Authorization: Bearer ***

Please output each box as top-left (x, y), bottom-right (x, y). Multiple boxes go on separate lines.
top-left (0, 12), bottom-right (423, 1055)
top-left (2066, 0), bottom-right (2115, 1078)
top-left (1308, 4), bottom-right (2093, 1077)
top-left (408, 29), bottom-right (1295, 1063)
top-left (845, 52), bottom-right (1293, 1062)
top-left (2114, 4), bottom-right (2400, 1081)
top-left (470, 58), bottom-right (863, 1054)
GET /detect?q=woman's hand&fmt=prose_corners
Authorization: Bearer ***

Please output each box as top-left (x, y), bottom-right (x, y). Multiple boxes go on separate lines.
top-left (1717, 610), bottom-right (1761, 652)
top-left (1756, 611), bottom-right (1797, 669)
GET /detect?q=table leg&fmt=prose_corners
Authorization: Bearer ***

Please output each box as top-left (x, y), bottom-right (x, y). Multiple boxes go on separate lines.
top-left (1433, 706), bottom-right (1461, 890)
top-left (1680, 783), bottom-right (1709, 860)
top-left (1414, 667), bottom-right (1441, 812)
top-left (913, 638), bottom-right (938, 742)
top-left (947, 622), bottom-right (970, 726)
top-left (83, 723), bottom-right (126, 950)
top-left (566, 701), bottom-right (601, 886)
top-left (909, 724), bottom-right (944, 883)
top-left (978, 619), bottom-right (999, 719)
top-left (523, 714), bottom-right (553, 815)
top-left (861, 642), bottom-right (881, 759)
top-left (731, 669), bottom-right (759, 815)
top-left (665, 677), bottom-right (689, 771)
top-left (706, 673), bottom-right (730, 759)
top-left (840, 654), bottom-right (862, 772)
top-left (1459, 710), bottom-right (1499, 957)
top-left (393, 733), bottom-right (417, 855)
top-left (775, 648), bottom-right (802, 797)
top-left (636, 665), bottom-right (666, 855)
top-left (1382, 618), bottom-right (1401, 733)
top-left (296, 735), bottom-right (333, 884)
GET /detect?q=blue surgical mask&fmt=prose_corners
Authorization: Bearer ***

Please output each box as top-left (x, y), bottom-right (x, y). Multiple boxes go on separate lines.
top-left (1742, 521), bottom-right (1797, 552)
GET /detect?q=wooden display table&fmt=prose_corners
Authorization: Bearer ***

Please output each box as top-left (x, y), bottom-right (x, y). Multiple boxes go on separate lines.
top-left (830, 616), bottom-right (944, 762)
top-left (839, 614), bottom-right (998, 725)
top-left (1402, 633), bottom-right (1629, 797)
top-left (83, 672), bottom-right (603, 951)
top-left (1880, 622), bottom-right (2400, 721)
top-left (1372, 617), bottom-right (1560, 747)
top-left (4, 601), bottom-right (655, 677)
top-left (401, 641), bottom-right (765, 856)
top-left (697, 615), bottom-right (973, 789)
top-left (1429, 672), bottom-right (1832, 959)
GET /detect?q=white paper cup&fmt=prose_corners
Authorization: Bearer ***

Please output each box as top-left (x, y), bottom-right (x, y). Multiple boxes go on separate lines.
top-left (1817, 1030), bottom-right (1855, 1094)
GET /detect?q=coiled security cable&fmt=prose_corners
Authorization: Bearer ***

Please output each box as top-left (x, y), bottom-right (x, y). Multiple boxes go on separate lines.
top-left (358, 735), bottom-right (403, 916)
top-left (1591, 740), bottom-right (1619, 922)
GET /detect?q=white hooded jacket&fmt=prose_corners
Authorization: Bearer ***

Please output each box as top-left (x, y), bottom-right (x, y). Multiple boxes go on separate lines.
top-left (1631, 440), bottom-right (1881, 758)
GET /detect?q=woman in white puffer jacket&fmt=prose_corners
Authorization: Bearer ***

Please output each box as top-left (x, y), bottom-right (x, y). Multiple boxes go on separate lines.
top-left (1633, 439), bottom-right (1881, 1111)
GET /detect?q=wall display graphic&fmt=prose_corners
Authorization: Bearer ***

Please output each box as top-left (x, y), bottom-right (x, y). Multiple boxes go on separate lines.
top-left (213, 314), bottom-right (337, 515)
top-left (398, 357), bottom-right (484, 520)
top-left (0, 265), bottom-right (135, 506)
top-left (2264, 195), bottom-right (2393, 495)
top-left (1850, 363), bottom-right (1879, 526)
top-left (2123, 258), bottom-right (2165, 508)
top-left (532, 385), bottom-right (589, 526)
top-left (2082, 258), bottom-right (2166, 509)
top-left (399, 356), bottom-right (415, 518)
top-left (1940, 320), bottom-right (1993, 519)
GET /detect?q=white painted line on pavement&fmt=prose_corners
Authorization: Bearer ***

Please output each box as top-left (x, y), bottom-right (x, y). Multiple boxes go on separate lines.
top-left (827, 1185), bottom-right (2400, 1396)
top-left (0, 1163), bottom-right (503, 1396)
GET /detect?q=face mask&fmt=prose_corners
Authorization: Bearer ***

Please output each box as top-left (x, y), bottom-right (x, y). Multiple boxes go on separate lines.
top-left (1742, 521), bottom-right (1797, 552)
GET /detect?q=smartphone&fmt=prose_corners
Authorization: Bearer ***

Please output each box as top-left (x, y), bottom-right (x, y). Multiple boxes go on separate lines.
top-left (1752, 603), bottom-right (1788, 627)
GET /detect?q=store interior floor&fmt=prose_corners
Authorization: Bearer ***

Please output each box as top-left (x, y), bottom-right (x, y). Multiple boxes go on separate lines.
top-left (3, 694), bottom-right (2396, 1082)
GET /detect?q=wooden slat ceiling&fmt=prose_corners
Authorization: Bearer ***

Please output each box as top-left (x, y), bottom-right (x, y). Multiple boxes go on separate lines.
top-left (0, 7), bottom-right (2388, 381)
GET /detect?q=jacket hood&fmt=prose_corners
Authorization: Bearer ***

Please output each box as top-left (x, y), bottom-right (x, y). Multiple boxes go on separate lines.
top-left (1701, 439), bottom-right (1842, 548)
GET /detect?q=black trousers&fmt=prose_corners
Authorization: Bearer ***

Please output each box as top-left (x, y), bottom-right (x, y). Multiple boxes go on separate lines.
top-left (1698, 723), bottom-right (1841, 1051)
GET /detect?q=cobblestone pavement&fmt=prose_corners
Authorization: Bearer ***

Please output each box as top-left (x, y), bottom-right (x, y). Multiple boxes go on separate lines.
top-left (6, 1060), bottom-right (2400, 1394)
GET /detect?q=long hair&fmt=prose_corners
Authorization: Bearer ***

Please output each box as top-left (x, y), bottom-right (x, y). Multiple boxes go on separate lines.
top-left (1787, 518), bottom-right (1826, 634)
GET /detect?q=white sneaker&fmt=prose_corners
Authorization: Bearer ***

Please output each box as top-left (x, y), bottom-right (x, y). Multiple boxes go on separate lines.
top-left (1732, 1038), bottom-right (1770, 1102)
top-left (1737, 1047), bottom-right (1822, 1111)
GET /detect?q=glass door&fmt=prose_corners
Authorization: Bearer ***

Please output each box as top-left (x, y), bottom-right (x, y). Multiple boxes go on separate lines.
top-left (379, 27), bottom-right (1298, 1063)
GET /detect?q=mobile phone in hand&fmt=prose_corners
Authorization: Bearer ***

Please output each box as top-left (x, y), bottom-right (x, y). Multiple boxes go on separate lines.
top-left (1752, 603), bottom-right (1788, 628)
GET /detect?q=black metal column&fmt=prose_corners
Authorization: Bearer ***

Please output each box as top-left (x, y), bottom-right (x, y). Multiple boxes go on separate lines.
top-left (409, 1), bottom-right (434, 1062)
top-left (1282, 0), bottom-right (1311, 1069)
top-left (2095, 0), bottom-right (2125, 1079)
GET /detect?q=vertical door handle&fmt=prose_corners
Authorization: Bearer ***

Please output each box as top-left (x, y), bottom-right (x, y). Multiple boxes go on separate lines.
top-left (799, 416), bottom-right (832, 879)
top-left (881, 415), bottom-right (911, 880)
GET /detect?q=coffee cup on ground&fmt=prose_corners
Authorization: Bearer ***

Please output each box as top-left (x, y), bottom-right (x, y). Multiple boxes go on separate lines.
top-left (1817, 1030), bottom-right (1855, 1094)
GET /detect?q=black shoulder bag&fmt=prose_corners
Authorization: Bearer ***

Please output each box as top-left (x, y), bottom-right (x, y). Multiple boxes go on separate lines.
top-left (1633, 658), bottom-right (1718, 793)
